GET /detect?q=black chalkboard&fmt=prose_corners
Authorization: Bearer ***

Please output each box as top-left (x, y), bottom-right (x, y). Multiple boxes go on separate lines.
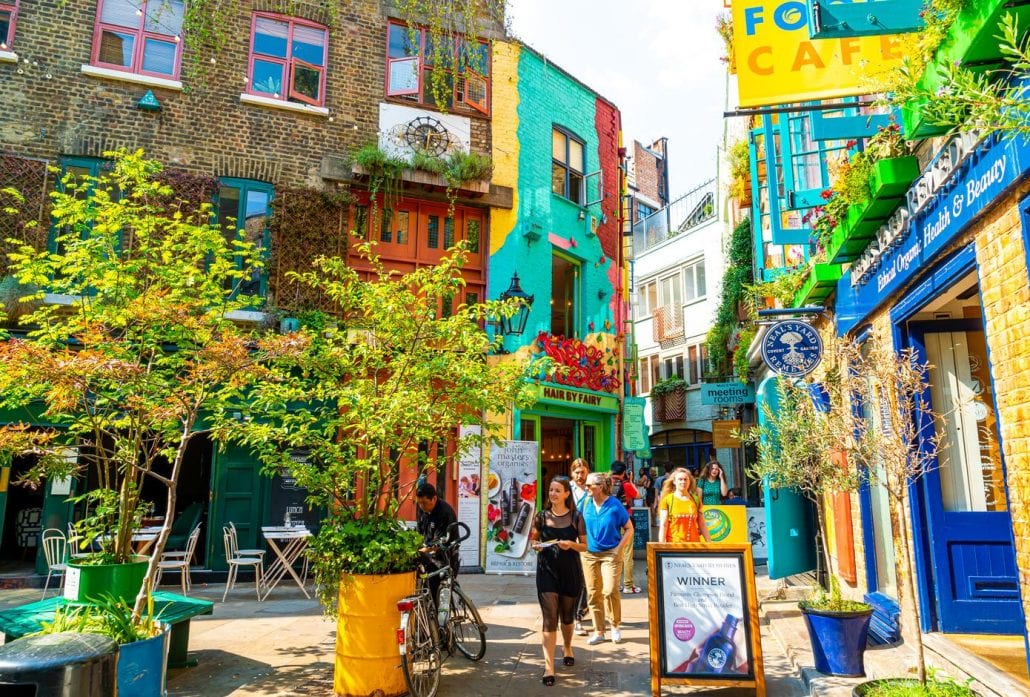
top-left (269, 450), bottom-right (319, 533)
top-left (632, 507), bottom-right (651, 551)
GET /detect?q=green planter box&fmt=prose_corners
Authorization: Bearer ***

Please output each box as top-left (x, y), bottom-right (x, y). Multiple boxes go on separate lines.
top-left (902, 0), bottom-right (1030, 138)
top-left (869, 156), bottom-right (919, 199)
top-left (827, 222), bottom-right (871, 264)
top-left (793, 263), bottom-right (843, 308)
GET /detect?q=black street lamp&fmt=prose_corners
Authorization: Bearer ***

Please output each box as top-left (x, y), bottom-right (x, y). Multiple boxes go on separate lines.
top-left (497, 272), bottom-right (534, 337)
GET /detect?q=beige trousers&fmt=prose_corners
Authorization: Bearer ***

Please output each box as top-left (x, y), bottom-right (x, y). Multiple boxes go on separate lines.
top-left (622, 539), bottom-right (635, 586)
top-left (580, 548), bottom-right (623, 632)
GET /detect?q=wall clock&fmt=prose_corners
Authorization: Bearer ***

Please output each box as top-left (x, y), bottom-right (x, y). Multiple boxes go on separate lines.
top-left (403, 116), bottom-right (452, 156)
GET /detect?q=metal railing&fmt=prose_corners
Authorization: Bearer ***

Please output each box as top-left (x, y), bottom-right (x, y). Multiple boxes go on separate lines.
top-left (631, 179), bottom-right (717, 257)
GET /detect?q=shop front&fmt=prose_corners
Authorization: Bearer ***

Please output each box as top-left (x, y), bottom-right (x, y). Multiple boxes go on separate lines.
top-left (836, 132), bottom-right (1030, 665)
top-left (516, 384), bottom-right (618, 499)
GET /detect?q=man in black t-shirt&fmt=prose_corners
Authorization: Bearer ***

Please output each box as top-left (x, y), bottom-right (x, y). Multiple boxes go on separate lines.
top-left (415, 482), bottom-right (459, 606)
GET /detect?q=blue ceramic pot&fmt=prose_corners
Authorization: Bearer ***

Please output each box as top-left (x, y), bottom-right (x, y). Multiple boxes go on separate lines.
top-left (801, 605), bottom-right (873, 677)
top-left (118, 624), bottom-right (170, 697)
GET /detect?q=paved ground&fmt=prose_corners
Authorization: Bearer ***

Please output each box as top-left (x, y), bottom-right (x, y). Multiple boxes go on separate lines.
top-left (0, 564), bottom-right (806, 696)
top-left (170, 564), bottom-right (804, 696)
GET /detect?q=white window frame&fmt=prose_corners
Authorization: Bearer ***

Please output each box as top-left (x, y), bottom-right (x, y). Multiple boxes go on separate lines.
top-left (658, 272), bottom-right (682, 308)
top-left (683, 257), bottom-right (706, 303)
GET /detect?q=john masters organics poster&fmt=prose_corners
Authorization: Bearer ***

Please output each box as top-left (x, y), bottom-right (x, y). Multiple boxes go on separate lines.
top-left (659, 555), bottom-right (752, 677)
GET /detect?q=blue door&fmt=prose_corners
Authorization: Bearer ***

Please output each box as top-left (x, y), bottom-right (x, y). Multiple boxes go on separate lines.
top-left (910, 320), bottom-right (1022, 633)
top-left (757, 376), bottom-right (817, 580)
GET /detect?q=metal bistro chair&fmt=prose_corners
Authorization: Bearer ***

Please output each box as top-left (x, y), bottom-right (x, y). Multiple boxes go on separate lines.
top-left (228, 522), bottom-right (266, 563)
top-left (222, 526), bottom-right (263, 602)
top-left (156, 525), bottom-right (201, 595)
top-left (40, 528), bottom-right (68, 599)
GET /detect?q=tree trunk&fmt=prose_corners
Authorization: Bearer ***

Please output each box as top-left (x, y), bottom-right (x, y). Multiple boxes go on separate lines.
top-left (812, 496), bottom-right (832, 590)
top-left (896, 489), bottom-right (926, 684)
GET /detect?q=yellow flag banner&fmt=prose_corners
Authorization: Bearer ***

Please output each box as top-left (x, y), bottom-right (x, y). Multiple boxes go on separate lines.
top-left (732, 0), bottom-right (906, 107)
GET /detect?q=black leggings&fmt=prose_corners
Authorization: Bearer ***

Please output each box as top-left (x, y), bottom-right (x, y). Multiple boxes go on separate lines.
top-left (538, 592), bottom-right (578, 632)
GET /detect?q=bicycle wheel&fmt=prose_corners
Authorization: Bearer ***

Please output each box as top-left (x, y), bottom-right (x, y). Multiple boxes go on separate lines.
top-left (401, 604), bottom-right (441, 697)
top-left (449, 585), bottom-right (486, 661)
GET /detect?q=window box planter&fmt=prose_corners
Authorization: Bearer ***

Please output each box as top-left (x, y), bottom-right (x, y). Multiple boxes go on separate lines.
top-left (652, 387), bottom-right (685, 423)
top-left (351, 164), bottom-right (490, 195)
top-left (826, 156), bottom-right (919, 263)
top-left (901, 0), bottom-right (1030, 139)
top-left (792, 263), bottom-right (843, 307)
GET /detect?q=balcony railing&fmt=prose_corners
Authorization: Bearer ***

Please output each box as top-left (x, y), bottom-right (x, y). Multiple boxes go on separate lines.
top-left (652, 387), bottom-right (686, 423)
top-left (631, 179), bottom-right (717, 257)
top-left (652, 305), bottom-right (685, 349)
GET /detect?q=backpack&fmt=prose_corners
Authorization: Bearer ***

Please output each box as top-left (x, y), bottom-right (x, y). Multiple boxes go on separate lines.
top-left (611, 477), bottom-right (630, 511)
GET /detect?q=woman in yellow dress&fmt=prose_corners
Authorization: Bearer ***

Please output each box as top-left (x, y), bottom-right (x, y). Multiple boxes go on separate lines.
top-left (657, 468), bottom-right (713, 544)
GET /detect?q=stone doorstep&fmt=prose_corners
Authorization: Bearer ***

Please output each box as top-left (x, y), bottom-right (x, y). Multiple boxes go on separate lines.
top-left (762, 600), bottom-right (1019, 697)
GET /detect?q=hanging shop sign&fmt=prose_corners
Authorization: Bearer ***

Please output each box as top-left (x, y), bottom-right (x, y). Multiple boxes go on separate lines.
top-left (837, 132), bottom-right (1030, 334)
top-left (485, 440), bottom-right (539, 574)
top-left (623, 397), bottom-right (648, 452)
top-left (733, 0), bottom-right (905, 107)
top-left (712, 420), bottom-right (744, 449)
top-left (701, 383), bottom-right (756, 406)
top-left (647, 544), bottom-right (766, 695)
top-left (760, 320), bottom-right (823, 376)
top-left (528, 383), bottom-right (620, 412)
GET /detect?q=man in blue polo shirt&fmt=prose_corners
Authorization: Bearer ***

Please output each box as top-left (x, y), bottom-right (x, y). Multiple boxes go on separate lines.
top-left (580, 472), bottom-right (634, 645)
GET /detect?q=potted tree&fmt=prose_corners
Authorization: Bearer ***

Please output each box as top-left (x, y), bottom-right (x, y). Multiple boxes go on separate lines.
top-left (218, 240), bottom-right (540, 697)
top-left (0, 151), bottom-right (298, 616)
top-left (745, 336), bottom-right (873, 677)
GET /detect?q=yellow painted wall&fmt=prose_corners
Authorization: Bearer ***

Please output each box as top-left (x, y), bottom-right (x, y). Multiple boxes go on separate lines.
top-left (490, 41), bottom-right (520, 255)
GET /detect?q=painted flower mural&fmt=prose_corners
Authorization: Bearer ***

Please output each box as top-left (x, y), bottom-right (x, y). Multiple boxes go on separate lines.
top-left (532, 332), bottom-right (620, 393)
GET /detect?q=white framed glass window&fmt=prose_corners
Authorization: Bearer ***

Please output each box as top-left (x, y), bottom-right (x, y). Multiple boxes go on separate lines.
top-left (684, 257), bottom-right (706, 302)
top-left (659, 272), bottom-right (682, 308)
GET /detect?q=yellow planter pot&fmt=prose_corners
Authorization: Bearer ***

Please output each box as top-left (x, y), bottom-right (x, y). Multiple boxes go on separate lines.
top-left (334, 571), bottom-right (416, 697)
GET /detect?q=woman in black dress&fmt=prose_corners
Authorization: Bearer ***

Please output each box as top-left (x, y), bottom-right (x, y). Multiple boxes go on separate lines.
top-left (531, 475), bottom-right (587, 686)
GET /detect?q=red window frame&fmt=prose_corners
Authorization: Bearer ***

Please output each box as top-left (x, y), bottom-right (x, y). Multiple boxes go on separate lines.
top-left (1, 1), bottom-right (18, 50)
top-left (384, 20), bottom-right (491, 117)
top-left (90, 0), bottom-right (184, 79)
top-left (247, 12), bottom-right (328, 108)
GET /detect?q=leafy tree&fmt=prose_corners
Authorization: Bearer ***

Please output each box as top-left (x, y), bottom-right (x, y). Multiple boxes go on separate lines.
top-left (215, 240), bottom-right (542, 616)
top-left (0, 150), bottom-right (299, 617)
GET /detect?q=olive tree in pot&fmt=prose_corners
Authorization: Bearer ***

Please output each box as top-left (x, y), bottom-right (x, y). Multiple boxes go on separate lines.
top-left (744, 336), bottom-right (874, 677)
top-left (0, 151), bottom-right (299, 616)
top-left (216, 241), bottom-right (542, 697)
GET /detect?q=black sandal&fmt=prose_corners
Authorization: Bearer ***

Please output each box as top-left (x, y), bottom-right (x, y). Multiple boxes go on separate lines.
top-left (562, 656), bottom-right (575, 667)
top-left (542, 675), bottom-right (556, 686)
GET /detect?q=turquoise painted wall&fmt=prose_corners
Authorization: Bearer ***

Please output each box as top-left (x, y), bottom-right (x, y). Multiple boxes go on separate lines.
top-left (489, 48), bottom-right (617, 353)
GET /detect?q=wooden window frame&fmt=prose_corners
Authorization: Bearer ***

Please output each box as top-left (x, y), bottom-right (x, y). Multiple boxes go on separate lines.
top-left (384, 20), bottom-right (491, 117)
top-left (90, 0), bottom-right (184, 79)
top-left (552, 126), bottom-right (586, 205)
top-left (247, 12), bottom-right (328, 108)
top-left (1, 1), bottom-right (18, 50)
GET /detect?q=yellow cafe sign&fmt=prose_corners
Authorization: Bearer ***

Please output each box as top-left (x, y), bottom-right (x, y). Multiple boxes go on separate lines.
top-left (732, 0), bottom-right (906, 107)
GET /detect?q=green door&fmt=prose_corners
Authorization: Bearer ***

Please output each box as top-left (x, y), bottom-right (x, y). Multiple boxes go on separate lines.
top-left (208, 443), bottom-right (266, 571)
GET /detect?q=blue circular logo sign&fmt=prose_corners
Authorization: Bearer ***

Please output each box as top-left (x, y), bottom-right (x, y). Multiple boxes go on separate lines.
top-left (760, 320), bottom-right (823, 376)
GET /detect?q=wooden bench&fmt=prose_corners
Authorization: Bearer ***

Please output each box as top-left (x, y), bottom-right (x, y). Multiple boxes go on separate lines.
top-left (0, 591), bottom-right (213, 669)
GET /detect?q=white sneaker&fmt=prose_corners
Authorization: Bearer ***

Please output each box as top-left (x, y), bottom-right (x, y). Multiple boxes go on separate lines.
top-left (587, 633), bottom-right (606, 645)
top-left (574, 621), bottom-right (588, 636)
top-left (611, 627), bottom-right (622, 644)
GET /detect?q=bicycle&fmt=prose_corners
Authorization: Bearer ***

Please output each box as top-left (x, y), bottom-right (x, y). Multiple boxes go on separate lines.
top-left (397, 521), bottom-right (487, 697)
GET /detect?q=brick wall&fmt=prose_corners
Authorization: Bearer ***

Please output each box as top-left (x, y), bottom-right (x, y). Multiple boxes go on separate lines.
top-left (633, 140), bottom-right (663, 205)
top-left (975, 183), bottom-right (1030, 640)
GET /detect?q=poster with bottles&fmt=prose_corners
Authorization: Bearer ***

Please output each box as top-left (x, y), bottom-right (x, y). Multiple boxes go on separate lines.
top-left (484, 440), bottom-right (539, 574)
top-left (656, 551), bottom-right (754, 679)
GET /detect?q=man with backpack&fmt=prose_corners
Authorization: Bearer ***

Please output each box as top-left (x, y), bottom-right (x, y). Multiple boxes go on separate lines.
top-left (609, 461), bottom-right (641, 594)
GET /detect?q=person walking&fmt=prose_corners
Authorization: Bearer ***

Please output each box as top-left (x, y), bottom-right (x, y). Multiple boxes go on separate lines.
top-left (580, 472), bottom-right (633, 645)
top-left (531, 476), bottom-right (586, 687)
top-left (657, 468), bottom-right (712, 543)
top-left (609, 461), bottom-right (640, 594)
top-left (697, 460), bottom-right (729, 506)
top-left (568, 458), bottom-right (591, 635)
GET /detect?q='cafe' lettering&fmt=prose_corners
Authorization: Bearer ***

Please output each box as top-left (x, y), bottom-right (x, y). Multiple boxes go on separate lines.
top-left (543, 386), bottom-right (603, 407)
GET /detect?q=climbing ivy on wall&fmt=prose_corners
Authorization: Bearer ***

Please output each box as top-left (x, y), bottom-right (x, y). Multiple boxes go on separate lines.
top-left (705, 217), bottom-right (754, 379)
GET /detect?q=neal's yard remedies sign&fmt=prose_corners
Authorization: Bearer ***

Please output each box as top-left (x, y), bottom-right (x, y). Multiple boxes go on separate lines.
top-left (647, 545), bottom-right (765, 696)
top-left (701, 383), bottom-right (756, 406)
top-left (760, 320), bottom-right (823, 377)
top-left (837, 132), bottom-right (1030, 334)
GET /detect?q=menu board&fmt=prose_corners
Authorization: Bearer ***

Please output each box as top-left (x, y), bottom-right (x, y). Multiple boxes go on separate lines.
top-left (269, 450), bottom-right (319, 533)
top-left (647, 544), bottom-right (765, 695)
top-left (632, 507), bottom-right (651, 551)
top-left (484, 440), bottom-right (539, 574)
